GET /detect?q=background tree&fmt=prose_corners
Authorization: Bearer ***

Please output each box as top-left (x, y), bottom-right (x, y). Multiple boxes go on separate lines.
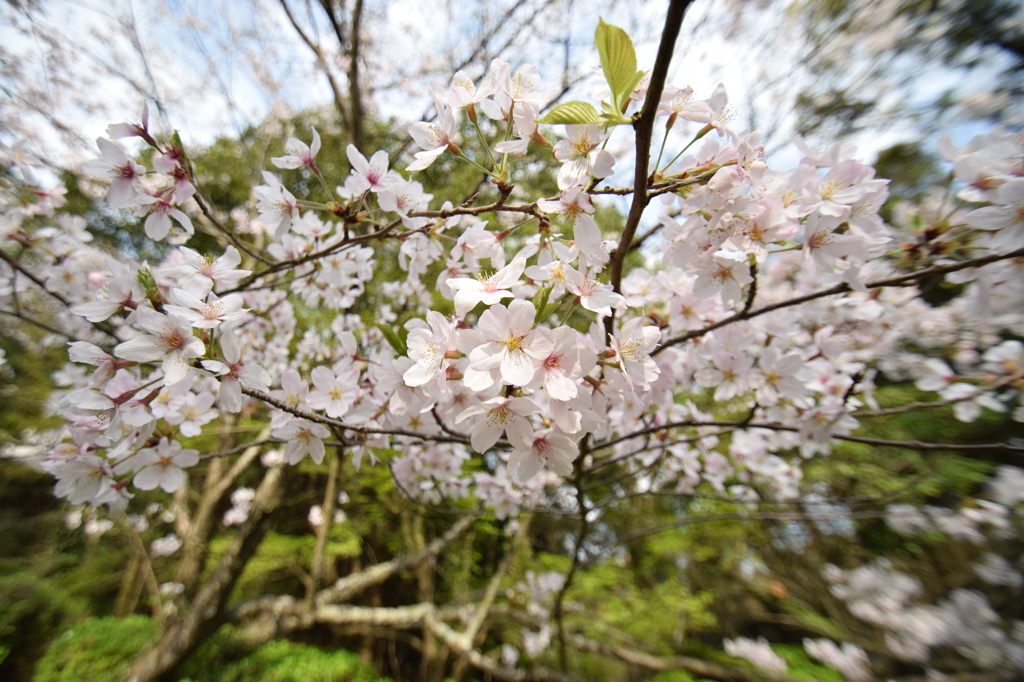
top-left (1, 2), bottom-right (1023, 682)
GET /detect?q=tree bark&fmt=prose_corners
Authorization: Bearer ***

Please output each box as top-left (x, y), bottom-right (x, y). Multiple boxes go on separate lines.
top-left (126, 463), bottom-right (286, 682)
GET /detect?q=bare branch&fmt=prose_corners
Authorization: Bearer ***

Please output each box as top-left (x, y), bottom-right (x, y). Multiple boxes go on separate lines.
top-left (657, 245), bottom-right (1024, 354)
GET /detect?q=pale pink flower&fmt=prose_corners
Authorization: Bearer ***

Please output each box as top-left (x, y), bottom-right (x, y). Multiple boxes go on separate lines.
top-left (273, 419), bottom-right (330, 464)
top-left (51, 455), bottom-right (116, 506)
top-left (507, 430), bottom-right (579, 482)
top-left (164, 391), bottom-right (218, 437)
top-left (114, 307), bottom-right (205, 385)
top-left (469, 300), bottom-right (553, 386)
top-left (494, 101), bottom-right (540, 156)
top-left (447, 254), bottom-right (526, 316)
top-left (68, 341), bottom-right (121, 388)
top-left (307, 364), bottom-right (360, 419)
top-left (164, 288), bottom-right (247, 329)
top-left (696, 351), bottom-right (755, 401)
top-left (201, 330), bottom-right (270, 413)
top-left (436, 69), bottom-right (499, 111)
top-left (755, 347), bottom-right (808, 405)
top-left (455, 396), bottom-right (540, 453)
top-left (137, 194), bottom-right (194, 241)
top-left (692, 251), bottom-right (753, 304)
top-left (404, 311), bottom-right (457, 388)
top-left (254, 171), bottom-right (300, 238)
top-left (345, 145), bottom-right (395, 194)
top-left (377, 179), bottom-right (433, 229)
top-left (272, 126), bottom-right (322, 172)
top-left (564, 267), bottom-right (623, 316)
top-left (553, 125), bottom-right (614, 186)
top-left (803, 214), bottom-right (863, 274)
top-left (164, 246), bottom-right (251, 295)
top-left (658, 84), bottom-right (713, 121)
top-left (967, 177), bottom-right (1024, 251)
top-left (71, 258), bottom-right (143, 322)
top-left (609, 317), bottom-right (661, 391)
top-left (407, 99), bottom-right (457, 171)
top-left (128, 438), bottom-right (200, 493)
top-left (531, 326), bottom-right (585, 401)
top-left (81, 138), bottom-right (145, 208)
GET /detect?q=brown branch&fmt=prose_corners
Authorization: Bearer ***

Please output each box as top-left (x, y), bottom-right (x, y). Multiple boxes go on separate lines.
top-left (656, 245), bottom-right (1024, 354)
top-left (307, 443), bottom-right (342, 610)
top-left (347, 0), bottom-right (365, 150)
top-left (0, 250), bottom-right (120, 342)
top-left (567, 632), bottom-right (809, 682)
top-left (128, 463), bottom-right (286, 682)
top-left (0, 307), bottom-right (77, 341)
top-left (240, 385), bottom-right (469, 445)
top-left (277, 0), bottom-right (350, 129)
top-left (314, 515), bottom-right (474, 606)
top-left (593, 418), bottom-right (1024, 454)
top-left (407, 201), bottom-right (541, 219)
top-left (608, 0), bottom-right (694, 298)
top-left (228, 222), bottom-right (396, 291)
top-left (854, 373), bottom-right (1023, 417)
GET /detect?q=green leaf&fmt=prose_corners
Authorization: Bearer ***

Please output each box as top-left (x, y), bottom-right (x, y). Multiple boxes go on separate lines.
top-left (536, 101), bottom-right (603, 125)
top-left (595, 18), bottom-right (640, 111)
top-left (376, 324), bottom-right (407, 357)
top-left (533, 285), bottom-right (552, 321)
top-left (600, 102), bottom-right (634, 126)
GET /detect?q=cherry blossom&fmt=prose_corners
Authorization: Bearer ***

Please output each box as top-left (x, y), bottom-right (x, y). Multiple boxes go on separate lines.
top-left (272, 126), bottom-right (322, 172)
top-left (201, 329), bottom-right (271, 413)
top-left (609, 317), bottom-right (661, 391)
top-left (407, 99), bottom-right (458, 171)
top-left (114, 308), bottom-right (206, 385)
top-left (345, 145), bottom-right (395, 194)
top-left (455, 396), bottom-right (540, 453)
top-left (507, 430), bottom-right (579, 482)
top-left (273, 419), bottom-right (330, 465)
top-left (447, 253), bottom-right (527, 317)
top-left (122, 437), bottom-right (200, 493)
top-left (81, 138), bottom-right (146, 208)
top-left (469, 300), bottom-right (553, 387)
top-left (553, 125), bottom-right (615, 186)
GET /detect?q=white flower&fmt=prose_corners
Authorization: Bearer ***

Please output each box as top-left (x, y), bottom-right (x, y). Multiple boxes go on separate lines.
top-left (553, 125), bottom-right (614, 186)
top-left (306, 364), bottom-right (360, 419)
top-left (447, 254), bottom-right (526, 317)
top-left (407, 99), bottom-right (457, 171)
top-left (346, 144), bottom-right (395, 194)
top-left (201, 329), bottom-right (271, 413)
top-left (254, 171), bottom-right (300, 238)
top-left (71, 258), bottom-right (143, 322)
top-left (114, 307), bottom-right (205, 386)
top-left (126, 438), bottom-right (200, 493)
top-left (455, 396), bottom-right (540, 453)
top-left (273, 419), bottom-right (330, 465)
top-left (507, 430), bottom-right (578, 482)
top-left (138, 194), bottom-right (194, 241)
top-left (272, 126), bottom-right (321, 171)
top-left (151, 533), bottom-right (182, 557)
top-left (564, 267), bottom-right (623, 316)
top-left (164, 246), bottom-right (251, 296)
top-left (164, 288), bottom-right (248, 329)
top-left (404, 311), bottom-right (457, 388)
top-left (609, 317), bottom-right (661, 391)
top-left (469, 300), bottom-right (553, 387)
top-left (81, 138), bottom-right (145, 208)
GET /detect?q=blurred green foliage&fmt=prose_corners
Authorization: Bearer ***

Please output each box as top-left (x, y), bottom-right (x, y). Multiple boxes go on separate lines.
top-left (32, 616), bottom-right (390, 682)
